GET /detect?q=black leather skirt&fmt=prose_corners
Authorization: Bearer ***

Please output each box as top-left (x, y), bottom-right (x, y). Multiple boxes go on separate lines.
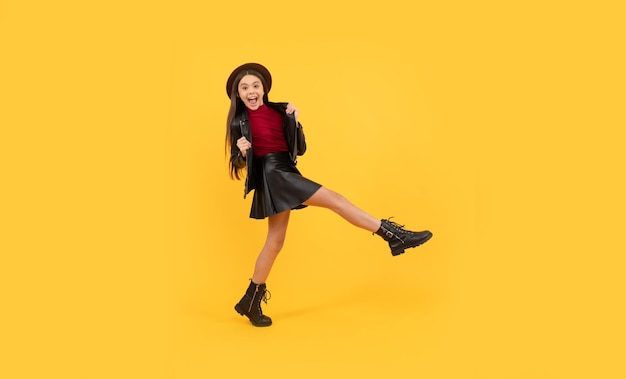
top-left (250, 152), bottom-right (321, 219)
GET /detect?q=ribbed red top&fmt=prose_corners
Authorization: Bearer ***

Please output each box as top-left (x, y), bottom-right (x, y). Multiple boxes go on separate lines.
top-left (248, 105), bottom-right (288, 158)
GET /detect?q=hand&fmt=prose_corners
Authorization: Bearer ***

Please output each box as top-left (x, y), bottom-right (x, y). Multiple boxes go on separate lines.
top-left (236, 136), bottom-right (252, 157)
top-left (286, 102), bottom-right (299, 118)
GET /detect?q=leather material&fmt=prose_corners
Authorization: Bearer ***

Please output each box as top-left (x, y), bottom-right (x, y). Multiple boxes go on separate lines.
top-left (235, 281), bottom-right (272, 327)
top-left (229, 101), bottom-right (307, 199)
top-left (249, 152), bottom-right (321, 219)
top-left (376, 219), bottom-right (433, 256)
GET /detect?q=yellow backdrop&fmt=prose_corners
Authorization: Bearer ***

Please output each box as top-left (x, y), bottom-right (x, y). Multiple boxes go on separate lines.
top-left (1, 0), bottom-right (625, 378)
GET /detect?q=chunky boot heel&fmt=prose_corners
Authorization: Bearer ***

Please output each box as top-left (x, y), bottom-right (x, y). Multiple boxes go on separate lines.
top-left (234, 304), bottom-right (246, 316)
top-left (376, 218), bottom-right (433, 256)
top-left (234, 281), bottom-right (272, 327)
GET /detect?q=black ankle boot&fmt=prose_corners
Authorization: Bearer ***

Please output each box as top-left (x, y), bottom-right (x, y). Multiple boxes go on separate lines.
top-left (234, 281), bottom-right (272, 327)
top-left (375, 218), bottom-right (433, 256)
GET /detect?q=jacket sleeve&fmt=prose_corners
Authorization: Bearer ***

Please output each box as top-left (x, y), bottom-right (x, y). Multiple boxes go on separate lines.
top-left (229, 120), bottom-right (246, 168)
top-left (296, 121), bottom-right (307, 156)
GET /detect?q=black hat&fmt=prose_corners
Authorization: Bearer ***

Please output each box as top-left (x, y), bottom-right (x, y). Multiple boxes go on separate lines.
top-left (226, 62), bottom-right (272, 97)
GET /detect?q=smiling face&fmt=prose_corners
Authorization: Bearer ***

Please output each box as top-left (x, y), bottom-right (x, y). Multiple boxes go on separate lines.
top-left (237, 74), bottom-right (265, 111)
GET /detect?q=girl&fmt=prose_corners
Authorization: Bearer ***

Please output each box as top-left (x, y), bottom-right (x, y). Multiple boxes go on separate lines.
top-left (225, 63), bottom-right (432, 327)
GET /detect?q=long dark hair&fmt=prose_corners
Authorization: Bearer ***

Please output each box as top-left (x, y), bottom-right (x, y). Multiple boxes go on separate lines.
top-left (225, 70), bottom-right (270, 180)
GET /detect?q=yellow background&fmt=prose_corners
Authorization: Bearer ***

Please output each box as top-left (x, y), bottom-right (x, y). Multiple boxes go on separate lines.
top-left (1, 0), bottom-right (625, 378)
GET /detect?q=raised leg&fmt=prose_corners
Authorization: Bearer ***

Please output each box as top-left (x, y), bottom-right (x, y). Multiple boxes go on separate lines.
top-left (302, 187), bottom-right (381, 232)
top-left (303, 186), bottom-right (432, 255)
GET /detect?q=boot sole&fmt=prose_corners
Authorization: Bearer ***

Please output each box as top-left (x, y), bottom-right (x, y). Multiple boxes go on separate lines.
top-left (234, 304), bottom-right (272, 327)
top-left (392, 232), bottom-right (433, 256)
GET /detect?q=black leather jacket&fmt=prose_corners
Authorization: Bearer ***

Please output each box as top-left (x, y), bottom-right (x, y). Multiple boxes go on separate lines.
top-left (230, 101), bottom-right (307, 198)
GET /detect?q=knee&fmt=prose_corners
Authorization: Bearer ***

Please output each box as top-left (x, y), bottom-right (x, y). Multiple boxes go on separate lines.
top-left (266, 235), bottom-right (286, 253)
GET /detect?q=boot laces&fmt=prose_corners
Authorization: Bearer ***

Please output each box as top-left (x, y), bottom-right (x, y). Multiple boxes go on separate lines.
top-left (261, 289), bottom-right (271, 305)
top-left (386, 218), bottom-right (419, 236)
top-left (254, 289), bottom-right (271, 314)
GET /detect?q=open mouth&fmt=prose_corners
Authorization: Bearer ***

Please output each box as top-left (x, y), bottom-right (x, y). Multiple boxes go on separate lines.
top-left (248, 97), bottom-right (258, 106)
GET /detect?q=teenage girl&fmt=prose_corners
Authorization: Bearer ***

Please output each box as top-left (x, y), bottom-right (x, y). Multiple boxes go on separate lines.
top-left (225, 63), bottom-right (432, 327)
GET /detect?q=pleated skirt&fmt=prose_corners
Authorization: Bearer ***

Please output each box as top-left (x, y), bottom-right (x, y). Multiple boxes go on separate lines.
top-left (249, 152), bottom-right (321, 219)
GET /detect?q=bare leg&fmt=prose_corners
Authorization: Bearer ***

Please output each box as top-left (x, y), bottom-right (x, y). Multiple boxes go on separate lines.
top-left (302, 187), bottom-right (381, 232)
top-left (251, 210), bottom-right (291, 284)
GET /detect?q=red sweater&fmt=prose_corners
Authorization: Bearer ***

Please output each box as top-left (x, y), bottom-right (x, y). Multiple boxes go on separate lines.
top-left (248, 105), bottom-right (288, 158)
